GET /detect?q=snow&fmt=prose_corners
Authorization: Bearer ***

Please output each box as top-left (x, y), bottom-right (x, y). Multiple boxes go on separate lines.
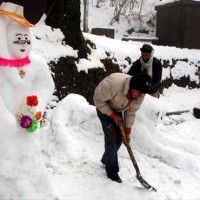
top-left (86, 0), bottom-right (200, 40)
top-left (31, 15), bottom-right (78, 63)
top-left (1, 1), bottom-right (200, 200)
top-left (84, 0), bottom-right (158, 39)
top-left (46, 88), bottom-right (200, 200)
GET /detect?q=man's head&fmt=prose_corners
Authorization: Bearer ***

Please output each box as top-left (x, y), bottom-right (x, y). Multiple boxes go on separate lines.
top-left (140, 44), bottom-right (154, 62)
top-left (129, 73), bottom-right (152, 98)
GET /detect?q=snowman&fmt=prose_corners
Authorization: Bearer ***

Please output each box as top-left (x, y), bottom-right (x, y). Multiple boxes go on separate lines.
top-left (0, 2), bottom-right (56, 199)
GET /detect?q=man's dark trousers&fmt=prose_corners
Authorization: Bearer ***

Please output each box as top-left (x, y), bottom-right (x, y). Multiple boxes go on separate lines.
top-left (97, 109), bottom-right (122, 177)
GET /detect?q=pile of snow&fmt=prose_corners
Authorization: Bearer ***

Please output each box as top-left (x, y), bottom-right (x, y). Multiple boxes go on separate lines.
top-left (45, 88), bottom-right (200, 200)
top-left (32, 20), bottom-right (200, 200)
top-left (1, 4), bottom-right (200, 199)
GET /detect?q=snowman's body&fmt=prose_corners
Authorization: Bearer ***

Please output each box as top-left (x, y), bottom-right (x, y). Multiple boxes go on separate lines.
top-left (0, 3), bottom-right (56, 199)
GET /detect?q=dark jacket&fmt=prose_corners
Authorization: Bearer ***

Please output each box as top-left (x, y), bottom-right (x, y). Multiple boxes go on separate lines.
top-left (127, 58), bottom-right (162, 94)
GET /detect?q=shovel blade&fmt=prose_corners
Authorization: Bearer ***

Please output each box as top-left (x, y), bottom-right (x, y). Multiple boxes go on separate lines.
top-left (136, 174), bottom-right (157, 192)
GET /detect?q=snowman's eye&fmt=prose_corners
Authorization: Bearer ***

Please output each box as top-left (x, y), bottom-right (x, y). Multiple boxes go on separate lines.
top-left (17, 37), bottom-right (22, 40)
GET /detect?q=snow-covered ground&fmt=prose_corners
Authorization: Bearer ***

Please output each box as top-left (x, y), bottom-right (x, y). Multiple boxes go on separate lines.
top-left (1, 1), bottom-right (200, 199)
top-left (85, 0), bottom-right (200, 41)
top-left (82, 0), bottom-right (161, 39)
top-left (44, 87), bottom-right (200, 200)
top-left (31, 17), bottom-right (200, 199)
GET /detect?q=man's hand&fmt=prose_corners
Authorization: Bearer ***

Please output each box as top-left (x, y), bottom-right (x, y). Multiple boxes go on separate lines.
top-left (118, 122), bottom-right (131, 146)
top-left (122, 133), bottom-right (130, 146)
top-left (109, 112), bottom-right (123, 127)
top-left (113, 115), bottom-right (123, 126)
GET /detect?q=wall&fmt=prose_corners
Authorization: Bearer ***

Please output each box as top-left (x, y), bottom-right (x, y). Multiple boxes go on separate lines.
top-left (155, 0), bottom-right (200, 49)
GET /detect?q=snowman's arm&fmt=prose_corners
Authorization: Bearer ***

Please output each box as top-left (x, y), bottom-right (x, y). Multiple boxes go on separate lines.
top-left (0, 95), bottom-right (18, 132)
top-left (31, 61), bottom-right (55, 113)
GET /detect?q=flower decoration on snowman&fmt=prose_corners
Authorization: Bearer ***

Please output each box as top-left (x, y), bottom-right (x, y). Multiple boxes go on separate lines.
top-left (17, 95), bottom-right (48, 133)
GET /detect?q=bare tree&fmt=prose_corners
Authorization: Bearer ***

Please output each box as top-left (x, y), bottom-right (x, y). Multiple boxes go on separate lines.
top-left (109, 0), bottom-right (116, 7)
top-left (110, 0), bottom-right (137, 25)
top-left (94, 0), bottom-right (156, 28)
top-left (83, 0), bottom-right (89, 32)
top-left (96, 0), bottom-right (107, 8)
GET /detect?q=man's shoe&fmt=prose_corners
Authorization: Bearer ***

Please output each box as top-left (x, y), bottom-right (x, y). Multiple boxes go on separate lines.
top-left (108, 173), bottom-right (122, 183)
top-left (101, 158), bottom-right (105, 165)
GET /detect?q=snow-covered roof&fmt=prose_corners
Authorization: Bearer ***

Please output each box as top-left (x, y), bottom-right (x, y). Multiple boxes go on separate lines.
top-left (156, 0), bottom-right (200, 7)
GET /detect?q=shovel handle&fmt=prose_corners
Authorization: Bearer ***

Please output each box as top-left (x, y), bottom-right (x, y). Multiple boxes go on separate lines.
top-left (118, 122), bottom-right (141, 175)
top-left (119, 122), bottom-right (157, 191)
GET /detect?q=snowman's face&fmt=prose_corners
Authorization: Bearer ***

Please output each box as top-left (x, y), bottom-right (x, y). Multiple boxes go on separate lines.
top-left (7, 22), bottom-right (32, 59)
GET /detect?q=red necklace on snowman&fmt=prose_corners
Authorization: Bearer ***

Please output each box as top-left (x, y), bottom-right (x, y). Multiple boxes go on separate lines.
top-left (0, 56), bottom-right (30, 67)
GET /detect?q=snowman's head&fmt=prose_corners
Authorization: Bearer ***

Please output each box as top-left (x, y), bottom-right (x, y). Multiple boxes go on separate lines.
top-left (7, 21), bottom-right (32, 59)
top-left (0, 2), bottom-right (34, 59)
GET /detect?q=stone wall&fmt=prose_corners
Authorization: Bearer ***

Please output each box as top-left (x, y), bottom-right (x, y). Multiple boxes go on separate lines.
top-left (50, 56), bottom-right (121, 105)
top-left (50, 56), bottom-right (200, 105)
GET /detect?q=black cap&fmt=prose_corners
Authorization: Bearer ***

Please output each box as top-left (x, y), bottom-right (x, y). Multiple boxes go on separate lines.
top-left (140, 44), bottom-right (153, 53)
top-left (130, 73), bottom-right (152, 93)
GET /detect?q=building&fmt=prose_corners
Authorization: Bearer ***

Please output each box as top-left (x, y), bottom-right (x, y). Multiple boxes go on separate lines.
top-left (155, 0), bottom-right (200, 49)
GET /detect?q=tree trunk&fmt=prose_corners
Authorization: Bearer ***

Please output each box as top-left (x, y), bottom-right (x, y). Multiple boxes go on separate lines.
top-left (46, 0), bottom-right (90, 58)
top-left (83, 0), bottom-right (89, 33)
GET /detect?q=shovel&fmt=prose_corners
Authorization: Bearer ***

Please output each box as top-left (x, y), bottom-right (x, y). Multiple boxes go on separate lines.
top-left (119, 122), bottom-right (156, 192)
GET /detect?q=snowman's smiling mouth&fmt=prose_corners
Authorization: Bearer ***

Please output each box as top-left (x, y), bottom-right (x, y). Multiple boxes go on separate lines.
top-left (20, 49), bottom-right (25, 52)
